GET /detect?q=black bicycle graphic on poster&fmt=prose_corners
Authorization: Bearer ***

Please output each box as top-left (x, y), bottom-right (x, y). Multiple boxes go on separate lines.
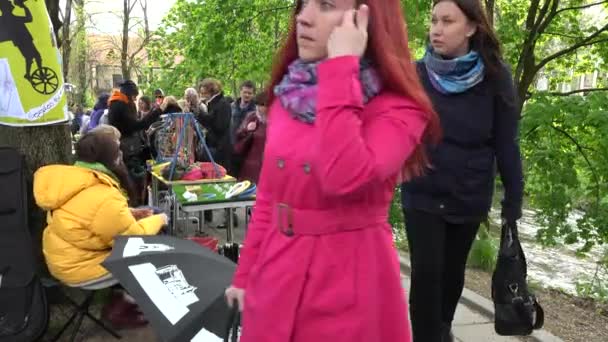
top-left (0, 0), bottom-right (59, 95)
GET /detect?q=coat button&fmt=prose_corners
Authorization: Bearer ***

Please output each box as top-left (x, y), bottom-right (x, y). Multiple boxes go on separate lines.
top-left (303, 163), bottom-right (311, 174)
top-left (277, 158), bottom-right (285, 169)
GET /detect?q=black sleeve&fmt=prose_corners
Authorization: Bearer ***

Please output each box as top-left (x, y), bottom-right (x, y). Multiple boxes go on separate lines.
top-left (197, 110), bottom-right (213, 128)
top-left (108, 102), bottom-right (160, 136)
top-left (214, 101), bottom-right (232, 137)
top-left (494, 64), bottom-right (524, 222)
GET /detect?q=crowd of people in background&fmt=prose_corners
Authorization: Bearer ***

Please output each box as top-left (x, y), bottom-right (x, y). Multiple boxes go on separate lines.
top-left (67, 78), bottom-right (268, 207)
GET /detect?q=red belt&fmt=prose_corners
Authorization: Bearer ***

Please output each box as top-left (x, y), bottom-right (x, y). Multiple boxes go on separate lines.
top-left (274, 202), bottom-right (388, 237)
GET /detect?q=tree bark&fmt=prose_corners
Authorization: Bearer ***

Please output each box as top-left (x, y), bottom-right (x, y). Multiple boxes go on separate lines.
top-left (75, 0), bottom-right (88, 106)
top-left (121, 0), bottom-right (131, 80)
top-left (61, 0), bottom-right (73, 79)
top-left (0, 125), bottom-right (72, 276)
top-left (45, 0), bottom-right (63, 45)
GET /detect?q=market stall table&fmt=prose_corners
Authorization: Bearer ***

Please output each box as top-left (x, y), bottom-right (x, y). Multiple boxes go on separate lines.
top-left (148, 165), bottom-right (236, 235)
top-left (173, 182), bottom-right (256, 243)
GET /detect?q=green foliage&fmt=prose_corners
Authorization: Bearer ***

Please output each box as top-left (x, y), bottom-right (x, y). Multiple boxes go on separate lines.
top-left (521, 91), bottom-right (608, 251)
top-left (468, 221), bottom-right (499, 272)
top-left (70, 0), bottom-right (88, 107)
top-left (390, 187), bottom-right (408, 251)
top-left (400, 0), bottom-right (432, 56)
top-left (148, 0), bottom-right (294, 95)
top-left (575, 248), bottom-right (608, 302)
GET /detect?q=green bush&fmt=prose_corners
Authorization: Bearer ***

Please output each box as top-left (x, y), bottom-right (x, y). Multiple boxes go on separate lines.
top-left (390, 187), bottom-right (409, 251)
top-left (575, 248), bottom-right (608, 302)
top-left (468, 221), bottom-right (499, 272)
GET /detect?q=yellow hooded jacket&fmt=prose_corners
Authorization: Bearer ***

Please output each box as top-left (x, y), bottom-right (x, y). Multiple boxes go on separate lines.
top-left (33, 164), bottom-right (165, 285)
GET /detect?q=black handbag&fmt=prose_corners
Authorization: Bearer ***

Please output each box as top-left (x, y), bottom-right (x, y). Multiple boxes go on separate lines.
top-left (492, 221), bottom-right (544, 335)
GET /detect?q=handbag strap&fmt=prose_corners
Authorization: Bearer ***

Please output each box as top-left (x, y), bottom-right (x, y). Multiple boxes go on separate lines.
top-left (532, 300), bottom-right (544, 329)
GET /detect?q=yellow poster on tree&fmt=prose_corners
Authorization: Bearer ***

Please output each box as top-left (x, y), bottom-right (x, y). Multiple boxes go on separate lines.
top-left (0, 0), bottom-right (68, 126)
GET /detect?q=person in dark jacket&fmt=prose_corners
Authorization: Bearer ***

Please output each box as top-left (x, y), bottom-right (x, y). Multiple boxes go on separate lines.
top-left (400, 1), bottom-right (524, 341)
top-left (108, 80), bottom-right (161, 205)
top-left (88, 93), bottom-right (110, 132)
top-left (230, 80), bottom-right (256, 177)
top-left (197, 78), bottom-right (232, 173)
top-left (234, 92), bottom-right (267, 184)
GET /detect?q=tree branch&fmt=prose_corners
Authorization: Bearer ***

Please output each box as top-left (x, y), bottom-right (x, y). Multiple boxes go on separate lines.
top-left (128, 0), bottom-right (150, 61)
top-left (526, 0), bottom-right (542, 29)
top-left (128, 0), bottom-right (138, 14)
top-left (537, 27), bottom-right (608, 71)
top-left (555, 0), bottom-right (608, 16)
top-left (536, 0), bottom-right (560, 39)
top-left (550, 125), bottom-right (601, 207)
top-left (543, 31), bottom-right (586, 39)
top-left (547, 87), bottom-right (608, 96)
top-left (524, 124), bottom-right (541, 139)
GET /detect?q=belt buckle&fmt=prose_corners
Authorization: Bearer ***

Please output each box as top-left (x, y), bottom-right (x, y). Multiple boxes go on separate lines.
top-left (277, 203), bottom-right (294, 237)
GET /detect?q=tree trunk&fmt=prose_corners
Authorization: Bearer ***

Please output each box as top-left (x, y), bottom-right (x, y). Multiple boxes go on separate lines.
top-left (75, 0), bottom-right (88, 105)
top-left (0, 125), bottom-right (72, 276)
top-left (121, 0), bottom-right (131, 80)
top-left (61, 0), bottom-right (73, 79)
top-left (45, 0), bottom-right (63, 45)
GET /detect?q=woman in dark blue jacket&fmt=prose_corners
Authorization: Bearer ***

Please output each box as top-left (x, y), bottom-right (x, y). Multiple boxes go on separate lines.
top-left (401, 1), bottom-right (524, 341)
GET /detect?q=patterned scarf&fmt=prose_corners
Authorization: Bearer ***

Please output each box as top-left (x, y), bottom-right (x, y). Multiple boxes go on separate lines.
top-left (274, 59), bottom-right (382, 124)
top-left (423, 47), bottom-right (485, 95)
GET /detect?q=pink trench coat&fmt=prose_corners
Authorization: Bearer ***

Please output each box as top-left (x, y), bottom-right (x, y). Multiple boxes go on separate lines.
top-left (232, 56), bottom-right (428, 342)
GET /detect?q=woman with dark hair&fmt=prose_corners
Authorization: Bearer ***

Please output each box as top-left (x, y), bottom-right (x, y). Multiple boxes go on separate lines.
top-left (138, 95), bottom-right (152, 119)
top-left (33, 125), bottom-right (168, 328)
top-left (224, 1), bottom-right (441, 341)
top-left (108, 80), bottom-right (161, 205)
top-left (400, 1), bottom-right (524, 341)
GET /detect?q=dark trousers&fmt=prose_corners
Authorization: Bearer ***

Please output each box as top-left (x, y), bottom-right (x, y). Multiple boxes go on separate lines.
top-left (403, 209), bottom-right (480, 342)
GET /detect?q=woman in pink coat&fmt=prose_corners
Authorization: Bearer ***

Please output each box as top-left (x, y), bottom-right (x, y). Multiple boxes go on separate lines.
top-left (225, 1), bottom-right (441, 341)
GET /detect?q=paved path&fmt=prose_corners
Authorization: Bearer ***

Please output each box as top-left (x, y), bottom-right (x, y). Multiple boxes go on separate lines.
top-left (401, 274), bottom-right (522, 342)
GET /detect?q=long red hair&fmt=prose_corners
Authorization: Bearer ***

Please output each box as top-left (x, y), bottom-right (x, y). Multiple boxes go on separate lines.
top-left (267, 0), bottom-right (441, 181)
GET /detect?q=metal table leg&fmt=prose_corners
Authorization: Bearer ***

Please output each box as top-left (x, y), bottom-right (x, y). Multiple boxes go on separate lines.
top-left (245, 206), bottom-right (251, 234)
top-left (171, 188), bottom-right (178, 236)
top-left (226, 208), bottom-right (234, 243)
top-left (151, 176), bottom-right (159, 207)
top-left (198, 210), bottom-right (204, 234)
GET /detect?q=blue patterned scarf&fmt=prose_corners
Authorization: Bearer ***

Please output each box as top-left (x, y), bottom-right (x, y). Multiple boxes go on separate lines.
top-left (274, 59), bottom-right (382, 124)
top-left (423, 47), bottom-right (485, 95)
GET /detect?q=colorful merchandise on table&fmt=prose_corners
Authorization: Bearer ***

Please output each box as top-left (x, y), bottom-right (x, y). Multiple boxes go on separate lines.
top-left (160, 162), bottom-right (227, 181)
top-left (154, 114), bottom-right (197, 165)
top-left (178, 181), bottom-right (257, 203)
